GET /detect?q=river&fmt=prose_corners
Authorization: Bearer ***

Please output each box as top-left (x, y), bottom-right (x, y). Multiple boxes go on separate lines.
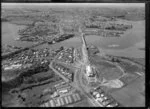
top-left (2, 20), bottom-right (145, 58)
top-left (2, 22), bottom-right (34, 48)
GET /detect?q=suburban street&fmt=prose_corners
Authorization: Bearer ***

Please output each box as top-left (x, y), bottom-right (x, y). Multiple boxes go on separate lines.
top-left (49, 45), bottom-right (102, 107)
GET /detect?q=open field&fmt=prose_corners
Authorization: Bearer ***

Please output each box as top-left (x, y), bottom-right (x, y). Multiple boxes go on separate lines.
top-left (110, 75), bottom-right (145, 107)
top-left (98, 67), bottom-right (123, 80)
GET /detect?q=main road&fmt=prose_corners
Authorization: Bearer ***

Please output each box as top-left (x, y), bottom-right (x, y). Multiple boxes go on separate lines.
top-left (49, 48), bottom-right (102, 107)
top-left (74, 65), bottom-right (103, 107)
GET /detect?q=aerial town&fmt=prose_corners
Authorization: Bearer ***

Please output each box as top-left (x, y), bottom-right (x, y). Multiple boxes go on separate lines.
top-left (2, 3), bottom-right (145, 107)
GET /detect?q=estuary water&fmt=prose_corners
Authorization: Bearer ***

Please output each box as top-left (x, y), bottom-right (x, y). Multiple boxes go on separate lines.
top-left (2, 22), bottom-right (34, 48)
top-left (2, 20), bottom-right (145, 58)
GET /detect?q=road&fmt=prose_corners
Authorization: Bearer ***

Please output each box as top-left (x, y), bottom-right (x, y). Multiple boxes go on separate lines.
top-left (74, 67), bottom-right (102, 107)
top-left (49, 50), bottom-right (69, 82)
top-left (49, 47), bottom-right (102, 107)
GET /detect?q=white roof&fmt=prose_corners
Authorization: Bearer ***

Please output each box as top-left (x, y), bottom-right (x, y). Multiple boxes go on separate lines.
top-left (93, 91), bottom-right (99, 95)
top-left (96, 93), bottom-right (100, 98)
top-left (4, 64), bottom-right (22, 70)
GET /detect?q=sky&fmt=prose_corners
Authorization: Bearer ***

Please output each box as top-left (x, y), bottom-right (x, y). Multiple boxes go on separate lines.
top-left (2, 3), bottom-right (145, 8)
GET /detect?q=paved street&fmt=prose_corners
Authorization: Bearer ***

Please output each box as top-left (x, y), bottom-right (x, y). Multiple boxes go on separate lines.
top-left (49, 46), bottom-right (102, 107)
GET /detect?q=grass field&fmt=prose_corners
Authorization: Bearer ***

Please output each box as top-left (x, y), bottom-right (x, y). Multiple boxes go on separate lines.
top-left (110, 75), bottom-right (145, 107)
top-left (92, 56), bottom-right (123, 81)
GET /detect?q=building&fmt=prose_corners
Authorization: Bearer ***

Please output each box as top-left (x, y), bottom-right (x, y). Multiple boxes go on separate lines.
top-left (58, 89), bottom-right (68, 94)
top-left (41, 93), bottom-right (82, 107)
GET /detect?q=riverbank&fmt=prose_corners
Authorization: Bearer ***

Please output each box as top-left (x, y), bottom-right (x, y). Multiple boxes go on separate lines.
top-left (2, 42), bottom-right (46, 60)
top-left (2, 19), bottom-right (145, 59)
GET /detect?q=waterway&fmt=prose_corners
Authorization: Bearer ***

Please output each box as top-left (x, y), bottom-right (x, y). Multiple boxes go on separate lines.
top-left (2, 20), bottom-right (145, 58)
top-left (2, 22), bottom-right (34, 48)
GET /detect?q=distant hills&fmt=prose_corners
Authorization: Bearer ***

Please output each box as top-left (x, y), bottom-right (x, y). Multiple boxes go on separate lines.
top-left (2, 3), bottom-right (145, 21)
